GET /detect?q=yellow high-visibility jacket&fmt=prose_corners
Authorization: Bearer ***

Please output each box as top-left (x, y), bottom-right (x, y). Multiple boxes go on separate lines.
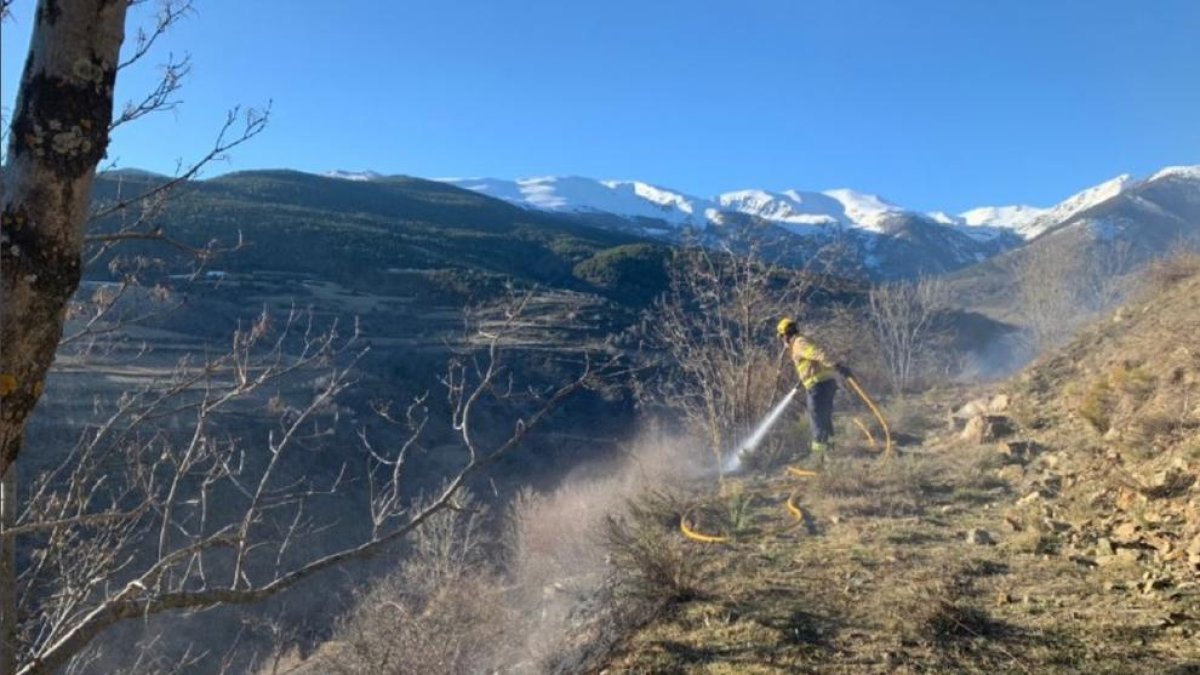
top-left (788, 335), bottom-right (836, 390)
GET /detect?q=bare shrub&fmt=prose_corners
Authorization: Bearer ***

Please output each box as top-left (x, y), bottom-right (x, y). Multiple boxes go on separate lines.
top-left (1017, 236), bottom-right (1140, 350)
top-left (868, 276), bottom-right (949, 394)
top-left (315, 492), bottom-right (508, 675)
top-left (603, 492), bottom-right (704, 606)
top-left (1074, 364), bottom-right (1155, 434)
top-left (1015, 236), bottom-right (1090, 349)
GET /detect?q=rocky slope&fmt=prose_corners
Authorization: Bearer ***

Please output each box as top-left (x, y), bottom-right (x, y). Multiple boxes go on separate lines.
top-left (588, 256), bottom-right (1200, 673)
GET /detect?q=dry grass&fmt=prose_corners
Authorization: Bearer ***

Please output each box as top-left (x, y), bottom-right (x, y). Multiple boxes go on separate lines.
top-left (602, 433), bottom-right (1200, 673)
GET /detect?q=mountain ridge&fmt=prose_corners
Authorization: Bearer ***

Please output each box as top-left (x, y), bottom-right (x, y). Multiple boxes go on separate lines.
top-left (413, 165), bottom-right (1198, 243)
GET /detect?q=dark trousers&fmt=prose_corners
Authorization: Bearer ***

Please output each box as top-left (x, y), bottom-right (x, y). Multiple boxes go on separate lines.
top-left (807, 378), bottom-right (837, 450)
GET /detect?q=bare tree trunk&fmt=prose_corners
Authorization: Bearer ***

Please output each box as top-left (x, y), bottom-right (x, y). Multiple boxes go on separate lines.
top-left (1, 467), bottom-right (16, 675)
top-left (1, 0), bottom-right (129, 476)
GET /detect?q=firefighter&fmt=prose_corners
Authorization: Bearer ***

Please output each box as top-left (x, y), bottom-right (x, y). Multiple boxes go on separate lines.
top-left (777, 317), bottom-right (852, 462)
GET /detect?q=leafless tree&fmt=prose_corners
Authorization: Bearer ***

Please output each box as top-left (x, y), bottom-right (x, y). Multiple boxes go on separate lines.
top-left (1082, 237), bottom-right (1136, 313)
top-left (1016, 234), bottom-right (1138, 350)
top-left (1013, 234), bottom-right (1091, 350)
top-left (0, 2), bottom-right (271, 671)
top-left (2, 292), bottom-right (609, 674)
top-left (0, 4), bottom-right (614, 672)
top-left (867, 275), bottom-right (948, 394)
top-left (638, 231), bottom-right (828, 471)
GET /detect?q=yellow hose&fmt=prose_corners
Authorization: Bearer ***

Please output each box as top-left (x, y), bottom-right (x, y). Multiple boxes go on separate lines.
top-left (680, 506), bottom-right (731, 544)
top-left (852, 417), bottom-right (878, 450)
top-left (679, 377), bottom-right (892, 544)
top-left (844, 376), bottom-right (893, 460)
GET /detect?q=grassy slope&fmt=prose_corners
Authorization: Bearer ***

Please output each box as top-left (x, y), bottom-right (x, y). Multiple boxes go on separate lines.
top-left (600, 260), bottom-right (1200, 673)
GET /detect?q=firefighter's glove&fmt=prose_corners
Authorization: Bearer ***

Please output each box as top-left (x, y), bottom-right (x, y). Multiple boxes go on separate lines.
top-left (835, 363), bottom-right (854, 379)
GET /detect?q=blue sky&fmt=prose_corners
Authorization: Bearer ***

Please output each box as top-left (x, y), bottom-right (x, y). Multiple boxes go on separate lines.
top-left (3, 0), bottom-right (1198, 212)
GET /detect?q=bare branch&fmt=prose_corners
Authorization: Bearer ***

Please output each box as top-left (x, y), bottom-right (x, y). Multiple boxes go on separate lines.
top-left (91, 104), bottom-right (271, 223)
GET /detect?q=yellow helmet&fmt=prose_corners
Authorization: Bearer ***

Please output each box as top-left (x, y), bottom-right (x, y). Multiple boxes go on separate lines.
top-left (776, 317), bottom-right (798, 338)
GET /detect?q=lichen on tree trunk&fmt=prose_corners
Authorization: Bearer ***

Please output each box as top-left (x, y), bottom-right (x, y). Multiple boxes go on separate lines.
top-left (1, 0), bottom-right (128, 475)
top-left (1, 2), bottom-right (129, 674)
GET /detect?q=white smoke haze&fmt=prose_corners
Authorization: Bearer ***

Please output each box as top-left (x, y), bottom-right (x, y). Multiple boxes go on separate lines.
top-left (303, 427), bottom-right (706, 674)
top-left (504, 428), bottom-right (701, 671)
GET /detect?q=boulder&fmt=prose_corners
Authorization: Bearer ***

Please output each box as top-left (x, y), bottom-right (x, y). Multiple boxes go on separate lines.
top-left (961, 414), bottom-right (1015, 444)
top-left (988, 394), bottom-right (1011, 413)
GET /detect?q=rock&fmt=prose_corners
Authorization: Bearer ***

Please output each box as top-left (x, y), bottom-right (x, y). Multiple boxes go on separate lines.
top-left (1096, 538), bottom-right (1116, 556)
top-left (1142, 576), bottom-right (1172, 593)
top-left (998, 441), bottom-right (1037, 465)
top-left (1116, 488), bottom-right (1141, 511)
top-left (1039, 473), bottom-right (1063, 495)
top-left (961, 414), bottom-right (1015, 443)
top-left (1141, 468), bottom-right (1196, 499)
top-left (1042, 518), bottom-right (1072, 533)
top-left (1117, 547), bottom-right (1143, 562)
top-left (1002, 513), bottom-right (1024, 532)
top-left (1145, 534), bottom-right (1174, 556)
top-left (988, 394), bottom-right (1011, 413)
top-left (1018, 491), bottom-right (1042, 506)
top-left (967, 528), bottom-right (995, 546)
top-left (1187, 535), bottom-right (1200, 570)
top-left (949, 399), bottom-right (989, 431)
top-left (1112, 522), bottom-right (1141, 542)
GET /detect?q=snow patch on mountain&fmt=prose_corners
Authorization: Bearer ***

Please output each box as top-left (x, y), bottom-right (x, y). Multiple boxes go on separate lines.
top-left (959, 205), bottom-right (1045, 229)
top-left (717, 189), bottom-right (844, 231)
top-left (325, 170), bottom-right (383, 181)
top-left (822, 188), bottom-right (902, 232)
top-left (1023, 174), bottom-right (1136, 238)
top-left (1149, 165), bottom-right (1200, 183)
top-left (442, 176), bottom-right (712, 226)
top-left (952, 204), bottom-right (1048, 239)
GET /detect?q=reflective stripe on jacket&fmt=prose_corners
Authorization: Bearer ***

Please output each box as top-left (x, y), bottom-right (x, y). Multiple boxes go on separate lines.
top-left (789, 335), bottom-right (836, 390)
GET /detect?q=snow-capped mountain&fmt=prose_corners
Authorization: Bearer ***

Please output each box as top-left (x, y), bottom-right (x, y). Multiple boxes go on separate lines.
top-left (444, 177), bottom-right (716, 228)
top-left (326, 165), bottom-right (1199, 279)
top-left (439, 176), bottom-right (943, 237)
top-left (433, 168), bottom-right (1196, 243)
top-left (1018, 174), bottom-right (1137, 239)
top-left (948, 165), bottom-right (1200, 314)
top-left (1037, 166), bottom-right (1200, 245)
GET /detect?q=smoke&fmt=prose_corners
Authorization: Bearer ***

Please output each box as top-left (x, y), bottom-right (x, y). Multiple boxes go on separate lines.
top-left (501, 428), bottom-right (701, 671)
top-left (955, 332), bottom-right (1036, 383)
